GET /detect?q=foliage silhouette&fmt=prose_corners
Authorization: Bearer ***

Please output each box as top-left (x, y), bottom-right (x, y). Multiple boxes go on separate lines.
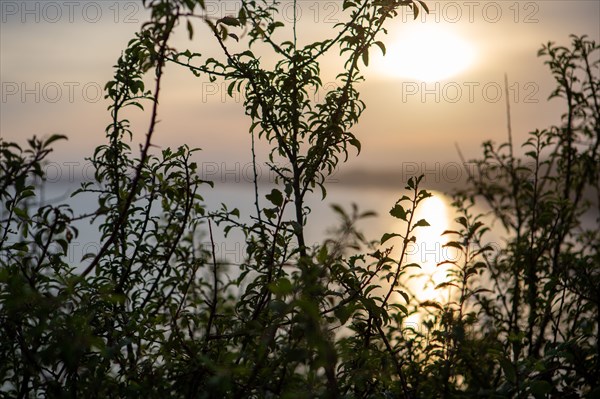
top-left (0, 0), bottom-right (598, 398)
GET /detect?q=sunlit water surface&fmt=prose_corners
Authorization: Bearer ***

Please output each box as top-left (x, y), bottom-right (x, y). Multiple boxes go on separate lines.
top-left (32, 181), bottom-right (508, 332)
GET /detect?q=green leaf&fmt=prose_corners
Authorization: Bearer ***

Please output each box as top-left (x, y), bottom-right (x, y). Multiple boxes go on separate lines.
top-left (219, 16), bottom-right (239, 26)
top-left (435, 282), bottom-right (458, 290)
top-left (361, 48), bottom-right (369, 66)
top-left (238, 7), bottom-right (247, 25)
top-left (82, 252), bottom-right (96, 262)
top-left (414, 219), bottom-right (430, 227)
top-left (373, 41), bottom-right (386, 56)
top-left (14, 207), bottom-right (28, 219)
top-left (443, 241), bottom-right (463, 250)
top-left (268, 21), bottom-right (285, 31)
top-left (334, 304), bottom-right (355, 324)
top-left (441, 229), bottom-right (460, 236)
top-left (390, 303), bottom-right (408, 315)
top-left (349, 137), bottom-right (361, 154)
top-left (420, 300), bottom-right (443, 311)
top-left (456, 216), bottom-right (468, 227)
top-left (263, 208), bottom-right (276, 219)
top-left (397, 290), bottom-right (410, 303)
top-left (317, 246), bottom-right (329, 263)
top-left (20, 190), bottom-right (35, 200)
top-left (269, 278), bottom-right (293, 295)
top-left (381, 232), bottom-right (401, 244)
top-left (44, 134), bottom-right (68, 147)
top-left (390, 204), bottom-right (407, 220)
top-left (498, 356), bottom-right (516, 384)
top-left (56, 238), bottom-right (68, 254)
top-left (183, 0), bottom-right (196, 10)
top-left (186, 20), bottom-right (194, 39)
top-left (266, 189), bottom-right (283, 207)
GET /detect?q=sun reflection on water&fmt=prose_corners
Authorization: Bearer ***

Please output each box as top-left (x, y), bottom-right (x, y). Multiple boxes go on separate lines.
top-left (391, 192), bottom-right (458, 331)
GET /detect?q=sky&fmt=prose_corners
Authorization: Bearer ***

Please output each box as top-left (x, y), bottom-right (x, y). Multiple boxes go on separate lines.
top-left (1, 0), bottom-right (599, 190)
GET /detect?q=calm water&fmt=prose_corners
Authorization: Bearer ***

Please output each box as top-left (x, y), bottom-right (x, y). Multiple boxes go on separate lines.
top-left (34, 180), bottom-right (497, 309)
top-left (15, 177), bottom-right (596, 335)
top-left (37, 180), bottom-right (468, 266)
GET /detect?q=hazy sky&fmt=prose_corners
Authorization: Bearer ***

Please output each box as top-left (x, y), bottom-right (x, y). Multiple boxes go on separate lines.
top-left (1, 0), bottom-right (599, 186)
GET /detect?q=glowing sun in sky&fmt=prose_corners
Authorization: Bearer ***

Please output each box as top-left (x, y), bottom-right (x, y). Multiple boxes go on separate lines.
top-left (376, 24), bottom-right (476, 82)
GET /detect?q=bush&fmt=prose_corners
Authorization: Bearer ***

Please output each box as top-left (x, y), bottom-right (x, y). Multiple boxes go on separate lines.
top-left (1, 1), bottom-right (598, 397)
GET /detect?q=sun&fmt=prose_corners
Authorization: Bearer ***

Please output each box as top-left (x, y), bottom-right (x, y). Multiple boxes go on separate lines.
top-left (374, 24), bottom-right (476, 82)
